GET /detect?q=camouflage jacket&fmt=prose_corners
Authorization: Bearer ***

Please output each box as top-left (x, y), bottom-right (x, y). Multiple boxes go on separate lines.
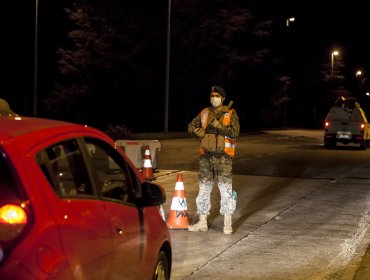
top-left (188, 106), bottom-right (240, 139)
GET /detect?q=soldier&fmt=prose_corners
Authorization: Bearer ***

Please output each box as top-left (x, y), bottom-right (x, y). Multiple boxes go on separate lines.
top-left (0, 98), bottom-right (17, 117)
top-left (188, 85), bottom-right (240, 234)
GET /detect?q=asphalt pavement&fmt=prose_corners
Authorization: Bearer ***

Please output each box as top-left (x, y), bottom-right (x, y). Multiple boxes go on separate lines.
top-left (142, 129), bottom-right (370, 279)
top-left (153, 168), bottom-right (370, 279)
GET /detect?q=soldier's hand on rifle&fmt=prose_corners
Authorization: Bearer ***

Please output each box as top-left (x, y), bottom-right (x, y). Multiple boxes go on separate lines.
top-left (221, 105), bottom-right (229, 112)
top-left (215, 102), bottom-right (233, 120)
top-left (211, 118), bottom-right (222, 129)
top-left (194, 127), bottom-right (205, 138)
top-left (205, 124), bottom-right (218, 135)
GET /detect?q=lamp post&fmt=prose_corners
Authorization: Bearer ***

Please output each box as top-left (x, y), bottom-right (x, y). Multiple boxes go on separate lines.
top-left (33, 0), bottom-right (39, 117)
top-left (286, 17), bottom-right (295, 27)
top-left (331, 50), bottom-right (339, 81)
top-left (355, 70), bottom-right (366, 96)
top-left (164, 0), bottom-right (171, 133)
top-left (355, 70), bottom-right (363, 77)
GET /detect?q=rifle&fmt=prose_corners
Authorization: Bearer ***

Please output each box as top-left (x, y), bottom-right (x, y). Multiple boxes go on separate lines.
top-left (214, 100), bottom-right (234, 120)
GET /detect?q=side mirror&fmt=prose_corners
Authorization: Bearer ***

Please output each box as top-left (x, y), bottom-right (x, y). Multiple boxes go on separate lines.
top-left (136, 181), bottom-right (166, 208)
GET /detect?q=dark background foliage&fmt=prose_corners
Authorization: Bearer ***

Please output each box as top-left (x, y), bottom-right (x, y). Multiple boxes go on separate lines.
top-left (3, 0), bottom-right (370, 133)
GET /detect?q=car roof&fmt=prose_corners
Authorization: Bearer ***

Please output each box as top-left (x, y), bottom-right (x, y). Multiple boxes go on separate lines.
top-left (0, 116), bottom-right (141, 182)
top-left (0, 116), bottom-right (104, 143)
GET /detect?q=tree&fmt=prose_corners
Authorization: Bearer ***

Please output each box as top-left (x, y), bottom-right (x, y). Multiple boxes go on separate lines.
top-left (170, 0), bottom-right (277, 129)
top-left (45, 0), bottom-right (167, 130)
top-left (45, 0), bottom-right (280, 131)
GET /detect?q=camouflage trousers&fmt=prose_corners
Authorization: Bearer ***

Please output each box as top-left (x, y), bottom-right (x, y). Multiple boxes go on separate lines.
top-left (196, 153), bottom-right (236, 215)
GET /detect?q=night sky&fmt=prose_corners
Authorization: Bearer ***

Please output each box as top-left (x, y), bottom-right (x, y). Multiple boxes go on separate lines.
top-left (262, 1), bottom-right (370, 68)
top-left (308, 3), bottom-right (368, 69)
top-left (3, 1), bottom-right (370, 130)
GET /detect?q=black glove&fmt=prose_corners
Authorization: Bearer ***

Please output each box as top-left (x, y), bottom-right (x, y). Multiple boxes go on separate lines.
top-left (205, 124), bottom-right (218, 135)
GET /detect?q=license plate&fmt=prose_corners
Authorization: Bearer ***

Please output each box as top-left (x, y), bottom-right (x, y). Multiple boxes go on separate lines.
top-left (337, 131), bottom-right (351, 139)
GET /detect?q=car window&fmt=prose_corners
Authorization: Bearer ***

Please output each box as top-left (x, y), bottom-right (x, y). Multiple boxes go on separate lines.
top-left (84, 138), bottom-right (140, 204)
top-left (334, 97), bottom-right (357, 109)
top-left (36, 140), bottom-right (93, 197)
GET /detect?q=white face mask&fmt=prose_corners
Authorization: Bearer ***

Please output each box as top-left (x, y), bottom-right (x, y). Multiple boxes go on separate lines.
top-left (210, 97), bottom-right (222, 108)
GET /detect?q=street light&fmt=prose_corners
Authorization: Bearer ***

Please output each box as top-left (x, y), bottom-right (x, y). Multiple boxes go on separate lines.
top-left (331, 50), bottom-right (339, 81)
top-left (33, 0), bottom-right (39, 117)
top-left (355, 70), bottom-right (367, 94)
top-left (355, 70), bottom-right (363, 77)
top-left (286, 17), bottom-right (295, 27)
top-left (164, 0), bottom-right (172, 133)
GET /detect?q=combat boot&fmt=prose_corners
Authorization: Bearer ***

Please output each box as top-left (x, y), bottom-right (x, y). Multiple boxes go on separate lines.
top-left (223, 214), bottom-right (233, 234)
top-left (188, 214), bottom-right (208, 232)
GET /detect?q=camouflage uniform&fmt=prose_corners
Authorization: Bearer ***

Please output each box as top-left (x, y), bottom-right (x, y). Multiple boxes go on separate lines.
top-left (188, 106), bottom-right (240, 216)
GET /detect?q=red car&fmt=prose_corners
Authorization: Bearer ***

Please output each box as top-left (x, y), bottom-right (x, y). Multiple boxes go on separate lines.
top-left (0, 116), bottom-right (171, 279)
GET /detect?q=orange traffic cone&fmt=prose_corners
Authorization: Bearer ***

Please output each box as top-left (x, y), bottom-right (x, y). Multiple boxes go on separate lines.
top-left (141, 145), bottom-right (154, 180)
top-left (167, 174), bottom-right (189, 229)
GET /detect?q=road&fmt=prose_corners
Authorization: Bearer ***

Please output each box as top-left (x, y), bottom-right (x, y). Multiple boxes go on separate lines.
top-left (152, 129), bottom-right (370, 279)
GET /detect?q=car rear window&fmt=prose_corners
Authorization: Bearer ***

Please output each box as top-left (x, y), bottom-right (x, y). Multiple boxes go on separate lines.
top-left (334, 98), bottom-right (358, 109)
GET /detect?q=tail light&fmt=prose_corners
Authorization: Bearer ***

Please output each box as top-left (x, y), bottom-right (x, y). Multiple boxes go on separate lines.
top-left (360, 123), bottom-right (365, 129)
top-left (0, 148), bottom-right (32, 265)
top-left (0, 204), bottom-right (27, 226)
top-left (325, 121), bottom-right (329, 128)
top-left (0, 203), bottom-right (29, 263)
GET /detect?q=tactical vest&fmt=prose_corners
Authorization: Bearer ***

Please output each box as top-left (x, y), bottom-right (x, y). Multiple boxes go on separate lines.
top-left (200, 108), bottom-right (236, 157)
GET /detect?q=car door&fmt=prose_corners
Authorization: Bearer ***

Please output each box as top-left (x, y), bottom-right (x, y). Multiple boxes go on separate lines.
top-left (36, 139), bottom-right (114, 280)
top-left (82, 137), bottom-right (145, 279)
